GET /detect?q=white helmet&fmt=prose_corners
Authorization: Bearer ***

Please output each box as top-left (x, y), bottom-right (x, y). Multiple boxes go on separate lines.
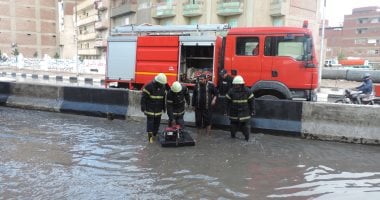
top-left (171, 81), bottom-right (182, 93)
top-left (232, 75), bottom-right (245, 84)
top-left (154, 73), bottom-right (167, 85)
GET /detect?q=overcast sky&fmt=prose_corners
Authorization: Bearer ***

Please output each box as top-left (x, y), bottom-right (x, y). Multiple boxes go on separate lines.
top-left (324, 0), bottom-right (380, 26)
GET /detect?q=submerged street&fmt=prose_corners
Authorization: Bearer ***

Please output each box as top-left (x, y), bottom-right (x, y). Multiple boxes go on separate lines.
top-left (1, 107), bottom-right (380, 199)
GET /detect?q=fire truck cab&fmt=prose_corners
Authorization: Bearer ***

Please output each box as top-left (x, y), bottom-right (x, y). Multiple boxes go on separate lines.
top-left (106, 23), bottom-right (318, 101)
top-left (222, 26), bottom-right (318, 100)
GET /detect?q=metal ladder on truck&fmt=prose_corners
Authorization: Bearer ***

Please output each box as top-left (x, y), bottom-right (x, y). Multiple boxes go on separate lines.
top-left (111, 24), bottom-right (230, 35)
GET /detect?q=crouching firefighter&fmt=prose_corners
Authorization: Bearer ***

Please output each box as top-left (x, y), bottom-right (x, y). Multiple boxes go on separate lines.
top-left (225, 75), bottom-right (255, 141)
top-left (167, 81), bottom-right (190, 128)
top-left (141, 73), bottom-right (167, 143)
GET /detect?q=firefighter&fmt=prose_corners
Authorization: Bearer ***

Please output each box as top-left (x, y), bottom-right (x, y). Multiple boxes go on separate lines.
top-left (218, 69), bottom-right (233, 96)
top-left (192, 74), bottom-right (218, 136)
top-left (225, 75), bottom-right (255, 141)
top-left (141, 73), bottom-right (167, 143)
top-left (167, 81), bottom-right (190, 128)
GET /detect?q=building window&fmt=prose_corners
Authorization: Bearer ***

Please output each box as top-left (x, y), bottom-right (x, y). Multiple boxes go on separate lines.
top-left (376, 50), bottom-right (379, 55)
top-left (368, 50), bottom-right (376, 55)
top-left (228, 17), bottom-right (238, 27)
top-left (161, 19), bottom-right (172, 25)
top-left (356, 28), bottom-right (368, 34)
top-left (358, 18), bottom-right (368, 24)
top-left (354, 38), bottom-right (366, 44)
top-left (273, 17), bottom-right (283, 27)
top-left (190, 18), bottom-right (198, 25)
top-left (370, 18), bottom-right (379, 23)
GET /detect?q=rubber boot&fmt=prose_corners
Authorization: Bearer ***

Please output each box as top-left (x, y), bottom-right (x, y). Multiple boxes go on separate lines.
top-left (148, 132), bottom-right (153, 143)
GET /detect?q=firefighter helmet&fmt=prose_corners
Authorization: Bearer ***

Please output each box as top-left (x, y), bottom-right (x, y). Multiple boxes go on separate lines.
top-left (171, 81), bottom-right (182, 93)
top-left (232, 75), bottom-right (245, 84)
top-left (155, 73), bottom-right (167, 85)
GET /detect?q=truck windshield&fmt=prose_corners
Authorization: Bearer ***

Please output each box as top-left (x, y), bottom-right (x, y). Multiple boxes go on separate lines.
top-left (264, 35), bottom-right (307, 61)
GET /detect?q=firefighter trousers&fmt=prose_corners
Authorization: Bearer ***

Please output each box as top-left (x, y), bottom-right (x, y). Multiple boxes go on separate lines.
top-left (230, 121), bottom-right (250, 141)
top-left (146, 115), bottom-right (162, 136)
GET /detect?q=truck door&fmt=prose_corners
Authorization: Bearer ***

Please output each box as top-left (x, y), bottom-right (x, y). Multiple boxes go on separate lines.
top-left (136, 36), bottom-right (179, 85)
top-left (107, 36), bottom-right (137, 81)
top-left (226, 36), bottom-right (262, 87)
top-left (263, 35), bottom-right (312, 89)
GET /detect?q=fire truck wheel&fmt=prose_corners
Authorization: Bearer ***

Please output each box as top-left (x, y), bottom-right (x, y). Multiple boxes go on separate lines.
top-left (258, 95), bottom-right (279, 100)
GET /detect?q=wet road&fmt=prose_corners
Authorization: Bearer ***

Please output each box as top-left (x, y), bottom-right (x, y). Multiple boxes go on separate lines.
top-left (1, 107), bottom-right (380, 200)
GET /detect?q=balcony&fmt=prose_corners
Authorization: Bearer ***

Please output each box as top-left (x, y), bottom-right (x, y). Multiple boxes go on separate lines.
top-left (94, 38), bottom-right (107, 48)
top-left (216, 0), bottom-right (243, 16)
top-left (95, 0), bottom-right (108, 11)
top-left (183, 1), bottom-right (204, 17)
top-left (95, 20), bottom-right (109, 30)
top-left (77, 15), bottom-right (98, 26)
top-left (78, 32), bottom-right (97, 41)
top-left (110, 1), bottom-right (137, 18)
top-left (270, 0), bottom-right (288, 17)
top-left (78, 48), bottom-right (100, 56)
top-left (76, 0), bottom-right (95, 11)
top-left (152, 3), bottom-right (176, 19)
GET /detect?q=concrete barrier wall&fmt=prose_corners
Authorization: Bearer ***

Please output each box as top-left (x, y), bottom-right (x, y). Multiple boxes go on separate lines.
top-left (1, 81), bottom-right (379, 145)
top-left (0, 82), bottom-right (62, 111)
top-left (301, 102), bottom-right (380, 144)
top-left (0, 81), bottom-right (129, 118)
top-left (322, 68), bottom-right (380, 83)
top-left (60, 87), bottom-right (129, 118)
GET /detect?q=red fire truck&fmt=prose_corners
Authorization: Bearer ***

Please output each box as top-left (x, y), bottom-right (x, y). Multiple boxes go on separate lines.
top-left (106, 23), bottom-right (318, 100)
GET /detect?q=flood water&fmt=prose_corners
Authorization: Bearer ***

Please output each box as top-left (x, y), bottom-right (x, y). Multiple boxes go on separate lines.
top-left (1, 107), bottom-right (380, 200)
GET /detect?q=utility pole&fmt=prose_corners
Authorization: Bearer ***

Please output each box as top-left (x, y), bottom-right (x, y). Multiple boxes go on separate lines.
top-left (318, 0), bottom-right (326, 89)
top-left (75, 0), bottom-right (79, 77)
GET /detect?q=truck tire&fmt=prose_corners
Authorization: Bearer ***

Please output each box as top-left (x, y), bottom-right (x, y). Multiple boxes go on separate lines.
top-left (257, 95), bottom-right (279, 100)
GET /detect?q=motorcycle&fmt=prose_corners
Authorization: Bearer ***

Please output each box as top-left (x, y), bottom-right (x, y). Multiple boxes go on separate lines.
top-left (335, 89), bottom-right (375, 105)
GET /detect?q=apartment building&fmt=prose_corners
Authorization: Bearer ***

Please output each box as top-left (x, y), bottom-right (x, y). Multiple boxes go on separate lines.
top-left (0, 0), bottom-right (59, 58)
top-left (324, 6), bottom-right (380, 65)
top-left (109, 0), bottom-right (320, 31)
top-left (73, 0), bottom-right (321, 60)
top-left (74, 0), bottom-right (108, 60)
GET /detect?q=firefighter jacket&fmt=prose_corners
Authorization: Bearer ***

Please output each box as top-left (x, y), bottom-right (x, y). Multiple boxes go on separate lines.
top-left (141, 81), bottom-right (166, 116)
top-left (192, 81), bottom-right (218, 110)
top-left (218, 75), bottom-right (233, 96)
top-left (167, 85), bottom-right (190, 119)
top-left (225, 86), bottom-right (255, 122)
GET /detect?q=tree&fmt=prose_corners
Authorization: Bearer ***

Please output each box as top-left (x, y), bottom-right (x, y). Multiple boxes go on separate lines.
top-left (12, 48), bottom-right (19, 56)
top-left (33, 51), bottom-right (38, 58)
top-left (54, 52), bottom-right (60, 59)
